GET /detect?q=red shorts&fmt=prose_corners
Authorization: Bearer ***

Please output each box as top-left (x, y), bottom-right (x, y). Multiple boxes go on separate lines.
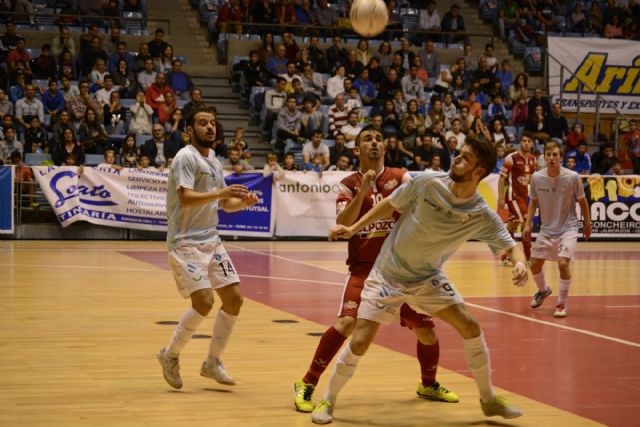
top-left (506, 197), bottom-right (529, 223)
top-left (339, 267), bottom-right (435, 329)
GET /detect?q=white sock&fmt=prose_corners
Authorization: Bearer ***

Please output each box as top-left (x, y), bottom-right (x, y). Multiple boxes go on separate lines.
top-left (558, 279), bottom-right (571, 305)
top-left (166, 307), bottom-right (206, 358)
top-left (532, 271), bottom-right (549, 293)
top-left (206, 309), bottom-right (238, 365)
top-left (464, 332), bottom-right (494, 403)
top-left (324, 343), bottom-right (362, 405)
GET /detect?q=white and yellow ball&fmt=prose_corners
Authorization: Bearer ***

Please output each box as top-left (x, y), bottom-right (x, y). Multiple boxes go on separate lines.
top-left (350, 0), bottom-right (389, 38)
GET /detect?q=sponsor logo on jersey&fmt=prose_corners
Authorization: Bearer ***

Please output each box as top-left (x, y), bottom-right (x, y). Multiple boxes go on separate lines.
top-left (383, 178), bottom-right (399, 191)
top-left (343, 301), bottom-right (359, 311)
top-left (358, 219), bottom-right (396, 236)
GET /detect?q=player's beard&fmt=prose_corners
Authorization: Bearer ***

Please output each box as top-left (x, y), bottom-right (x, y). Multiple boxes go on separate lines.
top-left (193, 130), bottom-right (215, 149)
top-left (449, 168), bottom-right (472, 183)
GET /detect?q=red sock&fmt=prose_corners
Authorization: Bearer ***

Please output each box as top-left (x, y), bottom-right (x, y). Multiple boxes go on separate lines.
top-left (522, 239), bottom-right (531, 261)
top-left (302, 326), bottom-right (347, 386)
top-left (417, 340), bottom-right (440, 387)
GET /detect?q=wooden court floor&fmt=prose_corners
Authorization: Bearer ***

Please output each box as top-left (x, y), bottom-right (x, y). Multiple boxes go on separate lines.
top-left (1, 240), bottom-right (639, 427)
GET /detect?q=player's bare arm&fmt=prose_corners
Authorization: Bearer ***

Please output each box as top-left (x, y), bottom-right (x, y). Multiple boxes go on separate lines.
top-left (336, 169), bottom-right (376, 226)
top-left (497, 174), bottom-right (507, 209)
top-left (220, 191), bottom-right (260, 213)
top-left (329, 196), bottom-right (395, 240)
top-left (177, 184), bottom-right (250, 208)
top-left (522, 197), bottom-right (539, 242)
top-left (505, 245), bottom-right (528, 286)
top-left (578, 197), bottom-right (592, 240)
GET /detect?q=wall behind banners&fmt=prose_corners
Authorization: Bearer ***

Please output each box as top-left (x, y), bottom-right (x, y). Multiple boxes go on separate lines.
top-left (548, 37), bottom-right (640, 115)
top-left (0, 166), bottom-right (14, 234)
top-left (21, 168), bottom-right (640, 240)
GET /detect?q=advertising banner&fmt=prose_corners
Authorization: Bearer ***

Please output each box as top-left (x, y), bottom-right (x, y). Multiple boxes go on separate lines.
top-left (218, 172), bottom-right (274, 237)
top-left (548, 37), bottom-right (640, 115)
top-left (583, 175), bottom-right (640, 237)
top-left (0, 166), bottom-right (14, 234)
top-left (273, 171), bottom-right (350, 237)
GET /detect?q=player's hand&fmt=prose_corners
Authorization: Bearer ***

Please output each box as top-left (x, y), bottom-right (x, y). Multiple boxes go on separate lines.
top-left (522, 225), bottom-right (532, 243)
top-left (219, 184), bottom-right (249, 200)
top-left (359, 169), bottom-right (376, 194)
top-left (512, 261), bottom-right (528, 287)
top-left (242, 191), bottom-right (259, 207)
top-left (583, 221), bottom-right (592, 241)
top-left (328, 224), bottom-right (355, 241)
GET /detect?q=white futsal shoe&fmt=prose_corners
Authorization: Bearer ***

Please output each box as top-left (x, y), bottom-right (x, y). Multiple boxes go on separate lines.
top-left (311, 400), bottom-right (335, 424)
top-left (200, 359), bottom-right (236, 385)
top-left (157, 347), bottom-right (183, 389)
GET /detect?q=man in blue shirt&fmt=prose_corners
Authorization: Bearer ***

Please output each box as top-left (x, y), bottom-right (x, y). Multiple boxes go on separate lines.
top-left (41, 79), bottom-right (65, 125)
top-left (107, 41), bottom-right (135, 76)
top-left (166, 59), bottom-right (194, 101)
top-left (352, 68), bottom-right (375, 106)
top-left (563, 140), bottom-right (591, 175)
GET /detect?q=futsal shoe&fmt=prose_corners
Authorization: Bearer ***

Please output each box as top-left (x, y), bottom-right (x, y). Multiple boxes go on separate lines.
top-left (200, 359), bottom-right (236, 385)
top-left (530, 288), bottom-right (553, 308)
top-left (157, 347), bottom-right (183, 389)
top-left (480, 396), bottom-right (523, 419)
top-left (417, 381), bottom-right (460, 402)
top-left (311, 400), bottom-right (334, 424)
top-left (554, 304), bottom-right (567, 318)
top-left (293, 379), bottom-right (315, 412)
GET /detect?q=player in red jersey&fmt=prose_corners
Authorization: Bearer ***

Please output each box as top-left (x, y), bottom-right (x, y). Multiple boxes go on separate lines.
top-left (497, 131), bottom-right (537, 262)
top-left (293, 125), bottom-right (458, 413)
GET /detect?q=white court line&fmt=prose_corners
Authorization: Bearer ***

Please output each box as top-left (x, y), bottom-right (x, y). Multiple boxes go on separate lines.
top-left (0, 263), bottom-right (162, 273)
top-left (233, 248), bottom-right (640, 349)
top-left (240, 273), bottom-right (344, 287)
top-left (605, 305), bottom-right (640, 309)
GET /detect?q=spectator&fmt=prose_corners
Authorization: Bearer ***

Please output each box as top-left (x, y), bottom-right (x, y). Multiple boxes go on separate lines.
top-left (413, 134), bottom-right (436, 170)
top-left (154, 44), bottom-right (175, 74)
top-left (493, 144), bottom-right (507, 174)
top-left (511, 95), bottom-right (529, 130)
top-left (605, 157), bottom-right (624, 175)
top-left (137, 58), bottom-right (157, 91)
top-left (164, 109), bottom-right (186, 135)
top-left (564, 140), bottom-right (591, 174)
top-left (60, 76), bottom-right (79, 102)
top-left (0, 127), bottom-right (23, 163)
top-left (588, 2), bottom-right (604, 33)
top-left (547, 103), bottom-right (569, 142)
top-left (80, 36), bottom-right (108, 77)
top-left (90, 58), bottom-right (108, 89)
top-left (328, 93), bottom-right (350, 137)
top-left (441, 4), bottom-right (466, 44)
top-left (97, 148), bottom-right (123, 170)
top-left (344, 49), bottom-right (365, 81)
top-left (472, 56), bottom-right (494, 93)
top-left (624, 119), bottom-right (640, 174)
top-left (108, 41), bottom-right (135, 76)
top-left (401, 64), bottom-right (427, 105)
top-left (157, 90), bottom-right (177, 125)
top-left (354, 39), bottom-right (372, 67)
top-left (383, 135), bottom-right (407, 168)
top-left (411, 55), bottom-right (429, 87)
top-left (120, 134), bottom-right (139, 167)
top-left (462, 44), bottom-right (478, 72)
top-left (468, 116), bottom-right (491, 143)
top-left (227, 127), bottom-right (250, 160)
top-left (429, 153), bottom-right (443, 171)
top-left (1, 21), bottom-right (21, 59)
top-left (376, 68), bottom-right (402, 105)
top-left (495, 59), bottom-right (513, 92)
top-left (123, 0), bottom-right (143, 13)
top-left (148, 28), bottom-right (169, 59)
top-left (419, 1), bottom-right (441, 33)
top-left (161, 59), bottom-right (193, 102)
top-left (433, 63), bottom-right (456, 95)
top-left (274, 0), bottom-right (296, 28)
top-left (377, 41), bottom-right (393, 72)
top-left (79, 108), bottom-right (108, 154)
top-left (31, 44), bottom-right (57, 80)
top-left (604, 15), bottom-right (623, 38)
top-left (39, 79), bottom-right (64, 125)
top-left (456, 104), bottom-right (474, 133)
top-left (137, 153), bottom-right (152, 169)
top-left (0, 88), bottom-right (14, 119)
top-left (439, 134), bottom-right (460, 171)
top-left (95, 74), bottom-right (117, 107)
top-left (328, 154), bottom-right (352, 171)
top-left (279, 61), bottom-right (300, 94)
top-left (291, 78), bottom-right (317, 109)
top-left (145, 72), bottom-right (174, 111)
top-left (242, 51), bottom-right (267, 96)
top-left (16, 84), bottom-right (44, 131)
top-left (9, 150), bottom-right (38, 208)
top-left (525, 104), bottom-right (550, 148)
top-left (303, 152), bottom-right (325, 174)
top-left (326, 65), bottom-right (346, 99)
top-left (51, 110), bottom-right (73, 146)
top-left (445, 118), bottom-right (466, 150)
top-left (275, 95), bottom-right (303, 146)
top-left (52, 27), bottom-right (76, 59)
top-left (134, 43), bottom-right (153, 74)
top-left (129, 91), bottom-right (154, 135)
top-left (222, 147), bottom-right (254, 173)
top-left (112, 59), bottom-right (137, 98)
top-left (570, 3), bottom-right (587, 32)
top-left (340, 111), bottom-right (362, 148)
top-left (7, 37), bottom-right (30, 76)
top-left (263, 152), bottom-right (285, 180)
top-left (307, 36), bottom-right (327, 74)
top-left (216, 0), bottom-right (243, 36)
top-left (326, 36), bottom-right (348, 71)
top-left (419, 40), bottom-right (440, 78)
top-left (264, 77), bottom-right (288, 139)
top-left (302, 129), bottom-right (330, 165)
top-left (566, 122), bottom-right (587, 152)
top-left (300, 98), bottom-right (326, 139)
top-left (182, 88), bottom-right (206, 119)
top-left (53, 128), bottom-right (84, 166)
top-left (266, 43), bottom-right (289, 78)
top-left (281, 32), bottom-right (299, 63)
top-left (299, 63), bottom-right (323, 98)
top-left (442, 93), bottom-right (458, 122)
top-left (528, 87), bottom-right (551, 118)
top-left (379, 99), bottom-right (400, 135)
top-left (281, 152), bottom-right (298, 171)
top-left (591, 142), bottom-right (616, 174)
top-left (103, 91), bottom-right (126, 135)
top-left (508, 72), bottom-right (528, 105)
top-left (487, 94), bottom-right (507, 123)
top-left (327, 131), bottom-right (350, 163)
top-left (57, 49), bottom-right (76, 80)
top-left (103, 27), bottom-right (122, 58)
top-left (489, 118), bottom-right (510, 147)
top-left (315, 0), bottom-right (337, 28)
top-left (258, 32), bottom-right (276, 62)
top-left (141, 124), bottom-right (179, 168)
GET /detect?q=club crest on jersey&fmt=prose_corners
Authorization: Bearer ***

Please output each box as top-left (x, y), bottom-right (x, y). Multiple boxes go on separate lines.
top-left (383, 179), bottom-right (398, 191)
top-left (459, 213), bottom-right (471, 224)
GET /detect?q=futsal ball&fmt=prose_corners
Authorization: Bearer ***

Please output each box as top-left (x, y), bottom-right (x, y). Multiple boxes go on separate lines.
top-left (350, 0), bottom-right (389, 38)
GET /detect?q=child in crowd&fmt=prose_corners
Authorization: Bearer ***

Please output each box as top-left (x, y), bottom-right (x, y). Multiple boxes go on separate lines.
top-left (263, 152), bottom-right (285, 181)
top-left (120, 134), bottom-right (139, 168)
top-left (137, 154), bottom-right (151, 169)
top-left (98, 149), bottom-right (123, 170)
top-left (227, 127), bottom-right (251, 162)
top-left (282, 152), bottom-right (299, 171)
top-left (493, 144), bottom-right (506, 174)
top-left (10, 151), bottom-right (39, 209)
top-left (496, 59), bottom-right (513, 91)
top-left (303, 152), bottom-right (324, 174)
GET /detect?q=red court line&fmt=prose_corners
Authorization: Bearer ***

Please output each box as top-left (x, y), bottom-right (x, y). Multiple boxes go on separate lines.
top-left (123, 249), bottom-right (640, 427)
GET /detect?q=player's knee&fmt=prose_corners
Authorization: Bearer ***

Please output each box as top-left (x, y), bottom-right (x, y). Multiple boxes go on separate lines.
top-left (192, 295), bottom-right (214, 315)
top-left (557, 258), bottom-right (571, 269)
top-left (335, 316), bottom-right (356, 337)
top-left (224, 293), bottom-right (243, 314)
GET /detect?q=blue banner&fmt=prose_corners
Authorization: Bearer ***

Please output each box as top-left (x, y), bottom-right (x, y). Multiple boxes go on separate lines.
top-left (218, 172), bottom-right (274, 237)
top-left (0, 166), bottom-right (14, 234)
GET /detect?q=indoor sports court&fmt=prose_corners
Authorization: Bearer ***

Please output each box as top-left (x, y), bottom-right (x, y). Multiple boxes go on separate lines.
top-left (1, 239), bottom-right (638, 426)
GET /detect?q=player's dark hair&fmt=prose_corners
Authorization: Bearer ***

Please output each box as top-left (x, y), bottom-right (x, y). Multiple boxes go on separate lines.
top-left (464, 136), bottom-right (497, 179)
top-left (355, 124), bottom-right (382, 147)
top-left (186, 106), bottom-right (217, 128)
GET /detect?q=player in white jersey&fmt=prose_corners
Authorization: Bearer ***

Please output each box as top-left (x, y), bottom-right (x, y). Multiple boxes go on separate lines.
top-left (157, 107), bottom-right (259, 389)
top-left (311, 137), bottom-right (529, 424)
top-left (523, 139), bottom-right (591, 318)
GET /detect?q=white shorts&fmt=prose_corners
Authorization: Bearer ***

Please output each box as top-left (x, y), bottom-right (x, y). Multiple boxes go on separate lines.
top-left (531, 232), bottom-right (578, 261)
top-left (357, 268), bottom-right (465, 325)
top-left (168, 241), bottom-right (240, 299)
